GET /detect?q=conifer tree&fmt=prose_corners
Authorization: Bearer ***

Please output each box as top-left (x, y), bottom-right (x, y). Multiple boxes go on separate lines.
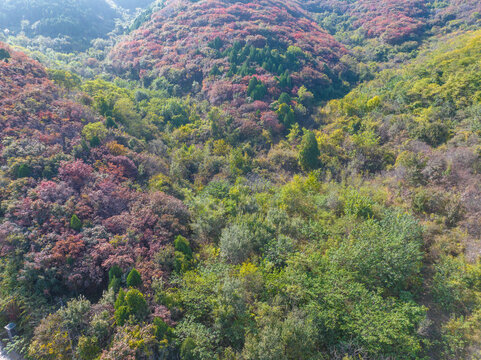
top-left (298, 131), bottom-right (321, 171)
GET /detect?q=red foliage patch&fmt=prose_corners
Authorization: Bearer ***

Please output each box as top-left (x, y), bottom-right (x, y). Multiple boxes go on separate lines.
top-left (0, 44), bottom-right (189, 308)
top-left (305, 0), bottom-right (428, 44)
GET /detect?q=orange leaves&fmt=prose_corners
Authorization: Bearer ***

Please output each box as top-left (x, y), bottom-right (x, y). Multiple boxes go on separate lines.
top-left (51, 235), bottom-right (85, 264)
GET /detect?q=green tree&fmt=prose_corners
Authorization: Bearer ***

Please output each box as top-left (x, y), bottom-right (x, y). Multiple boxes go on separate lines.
top-left (174, 236), bottom-right (194, 273)
top-left (343, 189), bottom-right (374, 219)
top-left (109, 276), bottom-right (121, 293)
top-left (298, 131), bottom-right (320, 171)
top-left (247, 77), bottom-right (267, 100)
top-left (77, 336), bottom-right (100, 360)
top-left (115, 288), bottom-right (126, 310)
top-left (126, 268), bottom-right (142, 288)
top-left (113, 97), bottom-right (141, 131)
top-left (47, 69), bottom-right (81, 92)
top-left (125, 289), bottom-right (149, 321)
top-left (0, 48), bottom-right (10, 62)
top-left (114, 306), bottom-right (130, 327)
top-left (220, 223), bottom-right (254, 264)
top-left (209, 64), bottom-right (222, 76)
top-left (209, 36), bottom-right (223, 50)
top-left (331, 211), bottom-right (423, 293)
top-left (153, 317), bottom-right (173, 341)
top-left (174, 236), bottom-right (193, 258)
top-left (70, 214), bottom-right (82, 231)
top-left (82, 122), bottom-right (108, 147)
top-left (180, 337), bottom-right (196, 360)
top-left (109, 265), bottom-right (123, 283)
top-left (276, 71), bottom-right (292, 88)
top-left (277, 103), bottom-right (295, 127)
top-left (16, 163), bottom-right (31, 178)
top-left (298, 86), bottom-right (314, 106)
top-left (114, 289), bottom-right (149, 325)
top-left (278, 92), bottom-right (291, 105)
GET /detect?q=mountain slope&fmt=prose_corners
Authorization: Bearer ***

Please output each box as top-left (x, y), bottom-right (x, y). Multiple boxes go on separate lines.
top-left (109, 0), bottom-right (354, 135)
top-left (0, 44), bottom-right (188, 358)
top-left (3, 2), bottom-right (481, 359)
top-left (321, 28), bottom-right (481, 235)
top-left (0, 0), bottom-right (119, 50)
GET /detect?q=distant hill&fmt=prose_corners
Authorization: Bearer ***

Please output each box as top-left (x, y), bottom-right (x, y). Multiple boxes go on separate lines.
top-left (0, 0), bottom-right (155, 51)
top-left (115, 0), bottom-right (155, 10)
top-left (303, 0), bottom-right (428, 45)
top-left (431, 0), bottom-right (481, 29)
top-left (304, 0), bottom-right (481, 46)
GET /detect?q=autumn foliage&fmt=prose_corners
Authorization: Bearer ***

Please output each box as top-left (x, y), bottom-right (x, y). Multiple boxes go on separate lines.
top-left (109, 0), bottom-right (352, 134)
top-left (305, 0), bottom-right (428, 44)
top-left (0, 44), bottom-right (188, 304)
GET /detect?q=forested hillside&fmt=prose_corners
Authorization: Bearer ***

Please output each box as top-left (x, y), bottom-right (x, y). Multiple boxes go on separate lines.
top-left (109, 0), bottom-right (355, 139)
top-left (1, 0), bottom-right (481, 359)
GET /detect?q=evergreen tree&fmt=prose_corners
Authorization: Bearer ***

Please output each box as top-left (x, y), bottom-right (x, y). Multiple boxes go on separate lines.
top-left (16, 163), bottom-right (31, 178)
top-left (116, 288), bottom-right (126, 305)
top-left (126, 268), bottom-right (142, 288)
top-left (109, 265), bottom-right (123, 283)
top-left (70, 214), bottom-right (83, 231)
top-left (174, 235), bottom-right (193, 258)
top-left (180, 338), bottom-right (196, 360)
top-left (209, 36), bottom-right (223, 50)
top-left (298, 131), bottom-right (321, 171)
top-left (239, 62), bottom-right (253, 76)
top-left (247, 77), bottom-right (267, 100)
top-left (278, 92), bottom-right (291, 105)
top-left (0, 49), bottom-right (10, 62)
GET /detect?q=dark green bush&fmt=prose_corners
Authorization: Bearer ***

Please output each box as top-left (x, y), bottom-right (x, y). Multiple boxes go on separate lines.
top-left (126, 268), bottom-right (142, 288)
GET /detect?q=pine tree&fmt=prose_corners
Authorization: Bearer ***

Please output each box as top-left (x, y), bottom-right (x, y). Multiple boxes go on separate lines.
top-left (298, 131), bottom-right (321, 171)
top-left (126, 268), bottom-right (142, 288)
top-left (109, 265), bottom-right (123, 283)
top-left (70, 214), bottom-right (82, 231)
top-left (209, 36), bottom-right (223, 50)
top-left (278, 92), bottom-right (291, 105)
